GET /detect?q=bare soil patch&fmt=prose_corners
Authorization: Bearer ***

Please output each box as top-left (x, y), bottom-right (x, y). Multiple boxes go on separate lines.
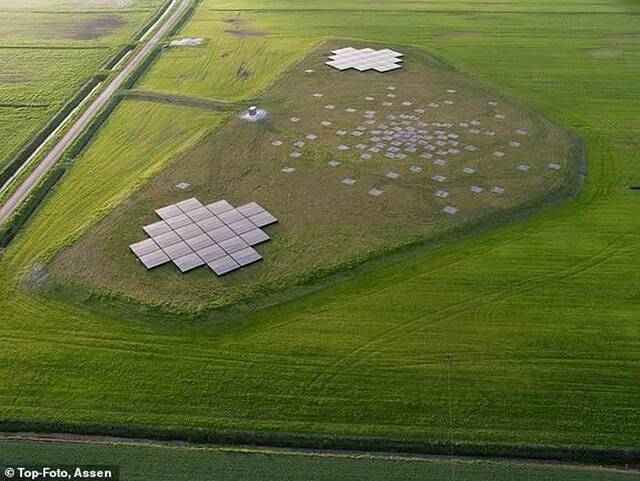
top-left (169, 37), bottom-right (204, 47)
top-left (40, 14), bottom-right (125, 41)
top-left (236, 62), bottom-right (251, 79)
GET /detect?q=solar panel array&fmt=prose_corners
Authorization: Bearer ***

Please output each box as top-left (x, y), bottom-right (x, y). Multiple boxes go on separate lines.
top-left (326, 47), bottom-right (404, 73)
top-left (129, 198), bottom-right (277, 276)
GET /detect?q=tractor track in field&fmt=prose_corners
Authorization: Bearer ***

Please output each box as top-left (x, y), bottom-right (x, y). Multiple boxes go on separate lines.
top-left (0, 331), bottom-right (319, 372)
top-left (121, 89), bottom-right (233, 110)
top-left (0, 0), bottom-right (191, 226)
top-left (301, 232), bottom-right (634, 396)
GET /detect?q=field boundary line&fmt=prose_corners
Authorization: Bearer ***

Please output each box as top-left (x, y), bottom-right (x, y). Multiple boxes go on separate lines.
top-left (206, 8), bottom-right (640, 15)
top-left (102, 44), bottom-right (136, 71)
top-left (0, 425), bottom-right (638, 467)
top-left (121, 89), bottom-right (235, 110)
top-left (2, 433), bottom-right (639, 475)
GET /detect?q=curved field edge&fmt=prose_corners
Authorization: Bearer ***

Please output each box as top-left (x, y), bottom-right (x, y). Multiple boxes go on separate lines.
top-left (40, 40), bottom-right (585, 319)
top-left (1, 437), bottom-right (638, 479)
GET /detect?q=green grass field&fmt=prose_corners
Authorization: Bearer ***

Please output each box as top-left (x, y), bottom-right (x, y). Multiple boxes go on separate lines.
top-left (0, 48), bottom-right (107, 169)
top-left (0, 0), bottom-right (162, 170)
top-left (0, 0), bottom-right (639, 459)
top-left (1, 440), bottom-right (637, 481)
top-left (45, 42), bottom-right (579, 311)
top-left (137, 9), bottom-right (318, 101)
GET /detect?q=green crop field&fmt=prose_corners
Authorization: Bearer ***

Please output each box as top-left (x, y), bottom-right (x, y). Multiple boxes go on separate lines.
top-left (137, 10), bottom-right (318, 101)
top-left (0, 0), bottom-right (163, 170)
top-left (0, 48), bottom-right (106, 169)
top-left (1, 439), bottom-right (636, 481)
top-left (0, 0), bottom-right (639, 462)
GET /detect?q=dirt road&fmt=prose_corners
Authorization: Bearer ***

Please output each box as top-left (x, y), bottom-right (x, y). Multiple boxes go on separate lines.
top-left (0, 0), bottom-right (189, 226)
top-left (1, 432), bottom-right (637, 475)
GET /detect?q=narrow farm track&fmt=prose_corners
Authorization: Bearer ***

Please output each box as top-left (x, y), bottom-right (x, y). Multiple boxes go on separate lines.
top-left (0, 0), bottom-right (191, 225)
top-left (2, 433), bottom-right (639, 477)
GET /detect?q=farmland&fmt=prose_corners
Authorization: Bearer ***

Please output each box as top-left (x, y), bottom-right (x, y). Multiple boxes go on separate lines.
top-left (0, 0), bottom-right (639, 465)
top-left (1, 439), bottom-right (637, 481)
top-left (0, 48), bottom-right (106, 171)
top-left (0, 0), bottom-right (163, 171)
top-left (137, 12), bottom-right (318, 101)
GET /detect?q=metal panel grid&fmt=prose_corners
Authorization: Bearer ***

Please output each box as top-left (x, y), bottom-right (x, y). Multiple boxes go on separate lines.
top-left (326, 47), bottom-right (404, 73)
top-left (129, 198), bottom-right (277, 276)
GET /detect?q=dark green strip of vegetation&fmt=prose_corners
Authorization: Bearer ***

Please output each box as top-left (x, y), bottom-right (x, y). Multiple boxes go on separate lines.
top-left (168, 0), bottom-right (201, 36)
top-left (102, 44), bottom-right (136, 70)
top-left (121, 46), bottom-right (162, 90)
top-left (0, 75), bottom-right (106, 188)
top-left (65, 97), bottom-right (123, 160)
top-left (122, 89), bottom-right (231, 110)
top-left (0, 167), bottom-right (66, 248)
top-left (133, 0), bottom-right (174, 42)
top-left (1, 439), bottom-right (637, 481)
top-left (0, 419), bottom-right (638, 467)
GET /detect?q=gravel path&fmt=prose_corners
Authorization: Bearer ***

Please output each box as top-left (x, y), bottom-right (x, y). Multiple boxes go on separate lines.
top-left (0, 432), bottom-right (637, 475)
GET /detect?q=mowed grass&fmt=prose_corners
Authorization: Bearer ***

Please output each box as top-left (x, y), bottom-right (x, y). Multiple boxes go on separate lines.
top-left (0, 0), bottom-right (639, 453)
top-left (47, 42), bottom-right (578, 310)
top-left (137, 9), bottom-right (318, 101)
top-left (0, 0), bottom-right (161, 169)
top-left (1, 441), bottom-right (637, 481)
